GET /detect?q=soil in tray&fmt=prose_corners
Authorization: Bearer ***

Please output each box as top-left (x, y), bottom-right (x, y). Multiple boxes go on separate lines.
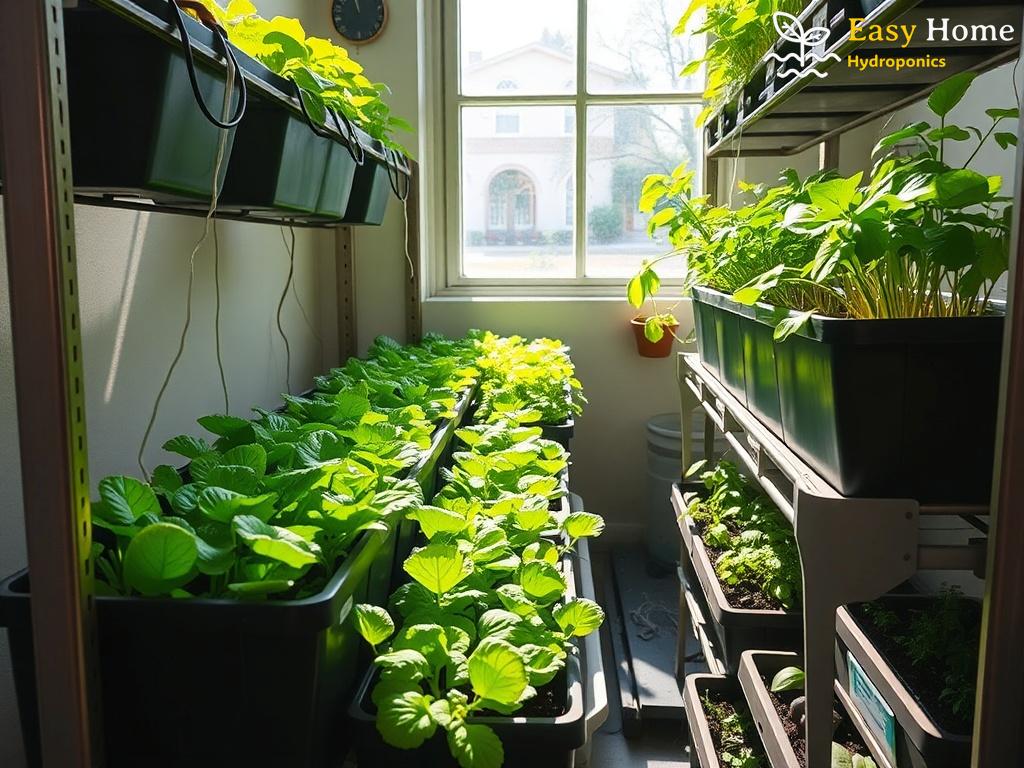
top-left (769, 688), bottom-right (870, 768)
top-left (849, 594), bottom-right (980, 734)
top-left (692, 519), bottom-right (791, 612)
top-left (702, 690), bottom-right (769, 767)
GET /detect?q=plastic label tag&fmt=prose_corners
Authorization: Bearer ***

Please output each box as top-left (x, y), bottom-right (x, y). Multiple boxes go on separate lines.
top-left (848, 653), bottom-right (897, 761)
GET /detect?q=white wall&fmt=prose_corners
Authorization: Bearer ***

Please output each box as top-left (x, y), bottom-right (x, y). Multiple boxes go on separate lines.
top-left (0, 207), bottom-right (337, 764)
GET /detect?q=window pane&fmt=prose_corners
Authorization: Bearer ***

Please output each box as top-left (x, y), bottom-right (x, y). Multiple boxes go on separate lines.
top-left (587, 0), bottom-right (704, 94)
top-left (585, 104), bottom-right (701, 278)
top-left (459, 0), bottom-right (578, 96)
top-left (461, 106), bottom-right (575, 279)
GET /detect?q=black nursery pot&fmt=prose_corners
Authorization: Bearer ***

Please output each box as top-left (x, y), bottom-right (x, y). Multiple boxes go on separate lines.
top-left (693, 287), bottom-right (1004, 503)
top-left (0, 529), bottom-right (394, 768)
top-left (62, 1), bottom-right (238, 202)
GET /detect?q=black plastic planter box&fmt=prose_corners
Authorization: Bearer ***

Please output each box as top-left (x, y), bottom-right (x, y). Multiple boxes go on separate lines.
top-left (62, 1), bottom-right (238, 202)
top-left (220, 97), bottom-right (332, 214)
top-left (541, 418), bottom-right (575, 451)
top-left (692, 296), bottom-right (722, 376)
top-left (685, 674), bottom-right (762, 768)
top-left (341, 151), bottom-right (393, 225)
top-left (1, 528), bottom-right (391, 768)
top-left (836, 598), bottom-right (975, 768)
top-left (348, 553), bottom-right (590, 768)
top-left (678, 512), bottom-right (802, 673)
top-left (691, 286), bottom-right (1004, 502)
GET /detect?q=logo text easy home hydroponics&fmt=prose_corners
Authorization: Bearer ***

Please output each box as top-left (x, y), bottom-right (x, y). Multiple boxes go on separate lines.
top-left (849, 17), bottom-right (1016, 47)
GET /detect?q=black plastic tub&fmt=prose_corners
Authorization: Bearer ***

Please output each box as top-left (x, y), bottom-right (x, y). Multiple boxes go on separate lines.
top-left (219, 96), bottom-right (332, 214)
top-left (679, 515), bottom-right (802, 673)
top-left (62, 1), bottom-right (239, 202)
top-left (348, 554), bottom-right (589, 768)
top-left (541, 418), bottom-right (575, 451)
top-left (1, 528), bottom-right (391, 768)
top-left (341, 137), bottom-right (410, 225)
top-left (836, 597), bottom-right (977, 768)
top-left (692, 286), bottom-right (1004, 503)
top-left (692, 296), bottom-right (722, 376)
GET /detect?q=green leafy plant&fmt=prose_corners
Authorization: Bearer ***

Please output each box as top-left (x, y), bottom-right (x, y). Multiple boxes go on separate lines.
top-left (472, 332), bottom-right (586, 426)
top-left (354, 417), bottom-right (603, 768)
top-left (634, 312), bottom-right (679, 344)
top-left (675, 0), bottom-right (806, 125)
top-left (629, 73), bottom-right (1016, 340)
top-left (859, 587), bottom-right (979, 725)
top-left (195, 0), bottom-right (411, 150)
top-left (686, 461), bottom-right (801, 609)
top-left (701, 691), bottom-right (766, 768)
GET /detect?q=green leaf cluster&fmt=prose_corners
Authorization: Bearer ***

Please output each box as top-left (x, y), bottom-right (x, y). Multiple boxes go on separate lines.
top-left (700, 691), bottom-right (766, 768)
top-left (674, 0), bottom-right (807, 125)
top-left (193, 0), bottom-right (411, 150)
top-left (631, 73), bottom-right (1015, 340)
top-left (353, 418), bottom-right (604, 768)
top-left (686, 461), bottom-right (801, 610)
top-left (471, 331), bottom-right (586, 426)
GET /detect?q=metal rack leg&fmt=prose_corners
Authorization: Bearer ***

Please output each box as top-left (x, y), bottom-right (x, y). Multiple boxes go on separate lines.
top-left (0, 1), bottom-right (102, 765)
top-left (795, 494), bottom-right (918, 768)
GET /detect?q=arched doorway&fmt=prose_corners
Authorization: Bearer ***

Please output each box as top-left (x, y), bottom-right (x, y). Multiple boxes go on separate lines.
top-left (487, 170), bottom-right (535, 238)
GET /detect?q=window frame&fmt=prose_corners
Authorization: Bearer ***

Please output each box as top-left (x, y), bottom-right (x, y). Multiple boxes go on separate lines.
top-left (436, 0), bottom-right (705, 295)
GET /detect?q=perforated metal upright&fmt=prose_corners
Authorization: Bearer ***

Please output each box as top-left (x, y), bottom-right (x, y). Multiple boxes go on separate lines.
top-left (0, 2), bottom-right (101, 765)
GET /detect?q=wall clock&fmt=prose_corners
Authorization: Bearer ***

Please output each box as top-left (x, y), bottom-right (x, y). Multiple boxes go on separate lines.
top-left (331, 0), bottom-right (388, 44)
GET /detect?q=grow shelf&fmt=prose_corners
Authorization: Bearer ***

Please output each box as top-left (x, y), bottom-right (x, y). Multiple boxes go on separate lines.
top-left (706, 0), bottom-right (1022, 158)
top-left (676, 352), bottom-right (987, 768)
top-left (6, 0), bottom-right (411, 227)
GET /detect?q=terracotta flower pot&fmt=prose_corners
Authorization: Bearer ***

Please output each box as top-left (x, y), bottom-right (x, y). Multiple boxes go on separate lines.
top-left (631, 317), bottom-right (678, 358)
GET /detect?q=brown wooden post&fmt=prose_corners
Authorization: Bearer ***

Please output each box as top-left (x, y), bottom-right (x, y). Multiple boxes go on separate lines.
top-left (0, 1), bottom-right (102, 765)
top-left (406, 161), bottom-right (423, 345)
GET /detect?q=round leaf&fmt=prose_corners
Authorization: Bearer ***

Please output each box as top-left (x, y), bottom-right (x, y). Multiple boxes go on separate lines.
top-left (376, 691), bottom-right (438, 750)
top-left (770, 666), bottom-right (805, 693)
top-left (447, 723), bottom-right (504, 768)
top-left (563, 511), bottom-right (605, 540)
top-left (553, 598), bottom-right (605, 637)
top-left (404, 542), bottom-right (473, 596)
top-left (122, 522), bottom-right (198, 596)
top-left (468, 638), bottom-right (528, 705)
top-left (353, 604), bottom-right (395, 647)
top-left (518, 561), bottom-right (567, 604)
top-left (98, 476), bottom-right (161, 526)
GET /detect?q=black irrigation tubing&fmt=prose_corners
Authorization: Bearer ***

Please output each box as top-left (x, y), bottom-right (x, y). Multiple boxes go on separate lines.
top-left (172, 1), bottom-right (247, 129)
top-left (385, 147), bottom-right (411, 201)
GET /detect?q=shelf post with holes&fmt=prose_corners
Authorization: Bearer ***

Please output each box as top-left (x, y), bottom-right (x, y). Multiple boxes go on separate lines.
top-left (0, 1), bottom-right (102, 766)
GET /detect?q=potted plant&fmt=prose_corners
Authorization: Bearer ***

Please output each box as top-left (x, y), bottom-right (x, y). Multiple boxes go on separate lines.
top-left (676, 462), bottom-right (802, 674)
top-left (631, 72), bottom-right (1016, 502)
top-left (472, 332), bottom-right (585, 451)
top-left (836, 588), bottom-right (980, 768)
top-left (348, 418), bottom-right (606, 768)
top-left (684, 673), bottom-right (769, 768)
top-left (739, 652), bottom-right (882, 768)
top-left (630, 311), bottom-right (679, 358)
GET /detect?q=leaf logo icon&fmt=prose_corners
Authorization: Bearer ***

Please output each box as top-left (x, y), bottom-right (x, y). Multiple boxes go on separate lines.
top-left (773, 11), bottom-right (803, 43)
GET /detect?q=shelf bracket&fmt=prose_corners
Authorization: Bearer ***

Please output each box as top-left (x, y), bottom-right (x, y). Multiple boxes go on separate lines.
top-left (795, 492), bottom-right (918, 768)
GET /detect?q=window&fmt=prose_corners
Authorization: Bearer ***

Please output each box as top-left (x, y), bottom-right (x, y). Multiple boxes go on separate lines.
top-left (495, 109), bottom-right (520, 134)
top-left (443, 0), bottom-right (705, 288)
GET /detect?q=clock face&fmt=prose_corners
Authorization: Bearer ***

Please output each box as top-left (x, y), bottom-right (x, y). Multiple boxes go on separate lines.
top-left (331, 0), bottom-right (387, 43)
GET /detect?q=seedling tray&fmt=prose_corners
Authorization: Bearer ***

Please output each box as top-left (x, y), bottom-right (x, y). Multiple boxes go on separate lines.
top-left (691, 286), bottom-right (1004, 502)
top-left (62, 1), bottom-right (239, 202)
top-left (347, 552), bottom-right (591, 768)
top-left (684, 674), bottom-right (763, 768)
top-left (677, 492), bottom-right (802, 673)
top-left (836, 598), bottom-right (974, 768)
top-left (1, 527), bottom-right (389, 768)
top-left (738, 650), bottom-right (893, 768)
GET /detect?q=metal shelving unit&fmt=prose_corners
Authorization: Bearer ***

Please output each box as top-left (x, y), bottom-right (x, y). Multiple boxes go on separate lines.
top-left (705, 0), bottom-right (1021, 158)
top-left (675, 353), bottom-right (987, 768)
top-left (0, 2), bottom-right (422, 765)
top-left (682, 6), bottom-right (1024, 760)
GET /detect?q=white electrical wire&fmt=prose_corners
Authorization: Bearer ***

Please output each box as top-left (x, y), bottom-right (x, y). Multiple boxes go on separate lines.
top-left (137, 65), bottom-right (235, 476)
